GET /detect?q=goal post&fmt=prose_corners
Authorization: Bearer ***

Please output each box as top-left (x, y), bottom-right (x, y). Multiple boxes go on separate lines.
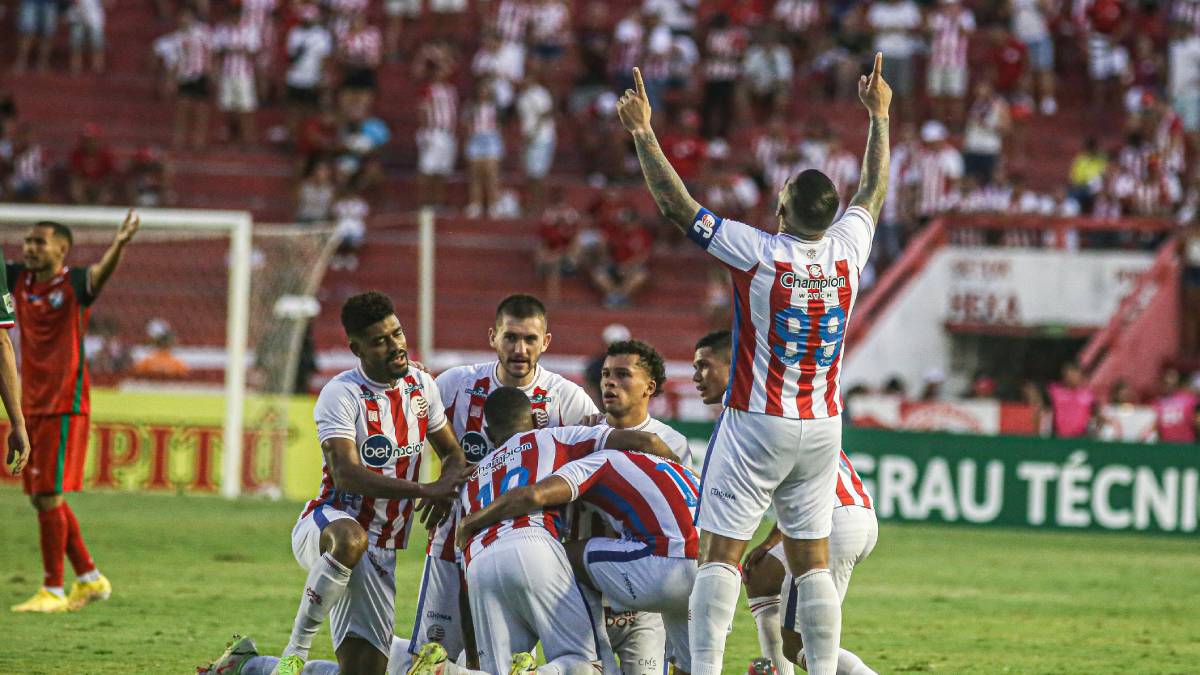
top-left (0, 203), bottom-right (253, 498)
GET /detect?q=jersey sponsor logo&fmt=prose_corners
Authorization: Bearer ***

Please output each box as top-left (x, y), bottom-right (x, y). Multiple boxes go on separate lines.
top-left (411, 394), bottom-right (429, 419)
top-left (709, 486), bottom-right (737, 501)
top-left (529, 392), bottom-right (553, 405)
top-left (464, 385), bottom-right (489, 397)
top-left (460, 431), bottom-right (491, 463)
top-left (693, 212), bottom-right (717, 240)
top-left (360, 433), bottom-right (422, 467)
top-left (2, 292), bottom-right (12, 314)
top-left (779, 271), bottom-right (846, 292)
top-left (404, 382), bottom-right (424, 396)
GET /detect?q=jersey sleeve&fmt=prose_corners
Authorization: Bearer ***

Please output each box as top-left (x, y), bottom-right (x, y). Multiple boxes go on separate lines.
top-left (68, 267), bottom-right (97, 307)
top-left (550, 425), bottom-right (613, 461)
top-left (313, 380), bottom-right (359, 444)
top-left (826, 205), bottom-right (876, 273)
top-left (555, 380), bottom-right (600, 426)
top-left (434, 367), bottom-right (461, 411)
top-left (6, 262), bottom-right (22, 298)
top-left (685, 207), bottom-right (768, 272)
top-left (552, 451), bottom-right (612, 501)
top-left (658, 426), bottom-right (691, 462)
top-left (0, 266), bottom-right (13, 328)
top-left (420, 370), bottom-right (448, 434)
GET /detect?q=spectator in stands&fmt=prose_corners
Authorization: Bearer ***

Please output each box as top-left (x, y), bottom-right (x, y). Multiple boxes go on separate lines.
top-left (821, 134), bottom-right (860, 210)
top-left (383, 0), bottom-right (420, 62)
top-left (1010, 0), bottom-right (1058, 115)
top-left (989, 24), bottom-right (1028, 97)
top-left (68, 0), bottom-right (109, 75)
top-left (1154, 369), bottom-right (1199, 443)
top-left (919, 368), bottom-right (945, 401)
top-left (330, 184), bottom-right (369, 270)
top-left (742, 25), bottom-right (794, 123)
top-left (529, 0), bottom-right (571, 70)
top-left (13, 0), bottom-right (59, 73)
top-left (168, 7), bottom-right (214, 150)
top-left (517, 69), bottom-right (557, 214)
top-left (68, 123), bottom-right (117, 205)
top-left (85, 317), bottom-right (132, 376)
top-left (700, 12), bottom-right (748, 140)
top-left (574, 1), bottom-right (613, 102)
top-left (704, 169), bottom-right (761, 223)
top-left (1068, 136), bottom-right (1108, 212)
top-left (463, 79), bottom-right (504, 219)
top-left (335, 113), bottom-right (389, 191)
top-left (5, 124), bottom-right (47, 203)
top-left (132, 319), bottom-right (190, 380)
top-left (584, 323), bottom-right (631, 407)
top-left (415, 53), bottom-right (458, 210)
top-left (153, 24), bottom-right (182, 99)
top-left (592, 209), bottom-right (653, 308)
top-left (297, 106), bottom-right (340, 166)
top-left (125, 145), bottom-right (175, 207)
top-left (659, 108), bottom-right (707, 187)
top-left (285, 5), bottom-right (333, 139)
top-left (1168, 17), bottom-right (1200, 144)
top-left (773, 0), bottom-right (823, 62)
top-left (867, 0), bottom-right (923, 117)
top-left (336, 11), bottom-right (383, 116)
top-left (966, 372), bottom-right (997, 399)
top-left (926, 0), bottom-right (976, 126)
top-left (296, 158), bottom-right (335, 224)
top-left (1124, 35), bottom-right (1165, 113)
top-left (1047, 360), bottom-right (1098, 438)
top-left (473, 30), bottom-right (524, 111)
top-left (535, 188), bottom-right (582, 302)
top-left (914, 120), bottom-right (964, 221)
top-left (430, 0), bottom-right (469, 39)
top-left (240, 0), bottom-right (277, 102)
top-left (1080, 0), bottom-right (1131, 115)
top-left (880, 120), bottom-right (918, 261)
top-left (963, 80), bottom-right (1011, 185)
top-left (213, 9), bottom-right (261, 145)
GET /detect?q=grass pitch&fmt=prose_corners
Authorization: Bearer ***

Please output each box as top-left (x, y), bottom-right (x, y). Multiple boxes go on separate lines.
top-left (0, 489), bottom-right (1197, 674)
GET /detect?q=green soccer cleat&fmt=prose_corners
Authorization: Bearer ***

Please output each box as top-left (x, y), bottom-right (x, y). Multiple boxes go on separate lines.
top-left (198, 634), bottom-right (258, 675)
top-left (273, 655), bottom-right (305, 675)
top-left (407, 642), bottom-right (449, 674)
top-left (508, 652), bottom-right (536, 674)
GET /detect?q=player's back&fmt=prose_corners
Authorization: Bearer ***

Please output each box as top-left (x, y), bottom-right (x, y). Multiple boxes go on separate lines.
top-left (459, 425), bottom-right (610, 565)
top-left (687, 205), bottom-right (875, 419)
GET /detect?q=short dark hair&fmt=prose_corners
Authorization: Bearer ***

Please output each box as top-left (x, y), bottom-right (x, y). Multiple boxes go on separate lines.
top-left (695, 330), bottom-right (732, 354)
top-left (606, 339), bottom-right (667, 397)
top-left (340, 291), bottom-right (397, 337)
top-left (484, 386), bottom-right (532, 431)
top-left (495, 293), bottom-right (547, 328)
top-left (35, 221), bottom-right (73, 247)
top-left (781, 170), bottom-right (840, 235)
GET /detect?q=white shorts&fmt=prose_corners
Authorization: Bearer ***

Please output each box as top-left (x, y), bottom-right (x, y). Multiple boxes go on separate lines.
top-left (606, 607), bottom-right (666, 675)
top-left (417, 128), bottom-right (456, 176)
top-left (291, 507), bottom-right (397, 656)
top-left (780, 505), bottom-right (878, 634)
top-left (407, 555), bottom-right (465, 659)
top-left (927, 65), bottom-right (967, 98)
top-left (584, 538), bottom-right (694, 672)
top-left (697, 409), bottom-right (842, 541)
top-left (466, 529), bottom-right (602, 674)
top-left (1087, 34), bottom-right (1129, 81)
top-left (219, 74), bottom-right (257, 112)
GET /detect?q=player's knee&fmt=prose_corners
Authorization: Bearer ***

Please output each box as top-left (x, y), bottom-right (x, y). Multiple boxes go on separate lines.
top-left (782, 630), bottom-right (805, 669)
top-left (323, 519), bottom-right (369, 567)
top-left (31, 493), bottom-right (63, 511)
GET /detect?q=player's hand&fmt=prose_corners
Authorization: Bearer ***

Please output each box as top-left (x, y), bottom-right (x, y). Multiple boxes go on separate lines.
top-left (115, 209), bottom-right (141, 246)
top-left (455, 514), bottom-right (478, 550)
top-left (617, 67), bottom-right (653, 134)
top-left (581, 413), bottom-right (605, 427)
top-left (417, 497), bottom-right (454, 529)
top-left (5, 421), bottom-right (30, 475)
top-left (741, 540), bottom-right (774, 580)
top-left (422, 464), bottom-right (469, 501)
top-left (858, 52), bottom-right (892, 119)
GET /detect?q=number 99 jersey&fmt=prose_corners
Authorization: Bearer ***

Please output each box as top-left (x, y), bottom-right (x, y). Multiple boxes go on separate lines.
top-left (687, 205), bottom-right (874, 419)
top-left (458, 425), bottom-right (611, 567)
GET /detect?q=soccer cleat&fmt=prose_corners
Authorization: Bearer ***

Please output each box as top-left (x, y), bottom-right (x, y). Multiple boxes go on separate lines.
top-left (273, 655), bottom-right (305, 675)
top-left (407, 642), bottom-right (449, 674)
top-left (748, 658), bottom-right (778, 674)
top-left (198, 634), bottom-right (258, 675)
top-left (11, 588), bottom-right (70, 613)
top-left (66, 574), bottom-right (112, 610)
top-left (509, 652), bottom-right (536, 674)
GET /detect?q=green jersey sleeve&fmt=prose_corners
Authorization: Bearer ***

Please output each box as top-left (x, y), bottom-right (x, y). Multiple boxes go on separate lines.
top-left (0, 263), bottom-right (14, 327)
top-left (68, 266), bottom-right (96, 307)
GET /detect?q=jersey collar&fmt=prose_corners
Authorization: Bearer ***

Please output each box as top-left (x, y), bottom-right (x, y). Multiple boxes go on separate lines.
top-left (491, 361), bottom-right (543, 392)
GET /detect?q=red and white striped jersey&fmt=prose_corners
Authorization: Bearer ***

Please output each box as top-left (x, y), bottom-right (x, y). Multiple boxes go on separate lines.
top-left (773, 0), bottom-right (822, 34)
top-left (914, 146), bottom-right (964, 216)
top-left (529, 0), bottom-right (569, 44)
top-left (425, 361), bottom-right (598, 562)
top-left (213, 21), bottom-right (261, 81)
top-left (1172, 0), bottom-right (1200, 33)
top-left (11, 146), bottom-right (45, 185)
top-left (703, 26), bottom-right (748, 81)
top-left (459, 426), bottom-right (610, 566)
top-left (928, 7), bottom-right (976, 69)
top-left (301, 366), bottom-right (448, 549)
top-left (835, 450), bottom-right (872, 508)
top-left (339, 26), bottom-right (382, 68)
top-left (555, 450), bottom-right (700, 558)
top-left (240, 0), bottom-right (276, 27)
top-left (465, 100), bottom-right (500, 136)
top-left (420, 82), bottom-right (458, 132)
top-left (688, 205), bottom-right (874, 419)
top-left (493, 0), bottom-right (531, 43)
top-left (175, 24), bottom-right (213, 81)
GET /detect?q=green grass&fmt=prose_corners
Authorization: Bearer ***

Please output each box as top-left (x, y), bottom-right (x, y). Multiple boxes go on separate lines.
top-left (0, 490), bottom-right (1197, 674)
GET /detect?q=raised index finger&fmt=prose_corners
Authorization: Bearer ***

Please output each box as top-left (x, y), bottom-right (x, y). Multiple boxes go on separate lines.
top-left (633, 67), bottom-right (647, 101)
top-left (872, 52), bottom-right (883, 78)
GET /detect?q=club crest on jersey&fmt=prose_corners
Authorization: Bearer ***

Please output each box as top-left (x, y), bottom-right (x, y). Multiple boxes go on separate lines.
top-left (807, 264), bottom-right (823, 277)
top-left (48, 289), bottom-right (64, 309)
top-left (2, 293), bottom-right (13, 314)
top-left (693, 212), bottom-right (717, 240)
top-left (367, 410), bottom-right (380, 423)
top-left (460, 431), bottom-right (492, 463)
top-left (533, 408), bottom-right (550, 428)
top-left (411, 394), bottom-right (429, 419)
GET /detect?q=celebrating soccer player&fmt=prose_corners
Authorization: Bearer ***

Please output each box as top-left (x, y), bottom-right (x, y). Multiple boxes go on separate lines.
top-left (693, 331), bottom-right (879, 674)
top-left (618, 52), bottom-right (891, 674)
top-left (9, 210), bottom-right (139, 614)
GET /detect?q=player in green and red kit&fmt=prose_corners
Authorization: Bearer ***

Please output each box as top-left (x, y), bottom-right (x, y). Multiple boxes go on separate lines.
top-left (8, 210), bottom-right (140, 614)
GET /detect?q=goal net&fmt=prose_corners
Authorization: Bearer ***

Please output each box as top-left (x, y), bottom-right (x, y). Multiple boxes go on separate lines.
top-left (0, 204), bottom-right (338, 498)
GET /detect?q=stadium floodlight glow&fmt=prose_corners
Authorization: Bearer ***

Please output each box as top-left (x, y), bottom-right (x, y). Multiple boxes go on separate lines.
top-left (0, 203), bottom-right (253, 499)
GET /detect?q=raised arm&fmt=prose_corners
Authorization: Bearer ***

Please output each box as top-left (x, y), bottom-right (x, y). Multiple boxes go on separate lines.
top-left (89, 209), bottom-right (140, 297)
top-left (456, 476), bottom-right (575, 549)
top-left (618, 67), bottom-right (700, 233)
top-left (849, 53), bottom-right (893, 223)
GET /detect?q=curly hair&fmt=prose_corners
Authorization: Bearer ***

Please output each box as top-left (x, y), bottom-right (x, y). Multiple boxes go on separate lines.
top-left (340, 291), bottom-right (397, 337)
top-left (606, 339), bottom-right (667, 397)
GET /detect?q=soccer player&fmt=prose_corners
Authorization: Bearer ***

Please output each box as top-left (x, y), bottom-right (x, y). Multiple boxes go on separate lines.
top-left (9, 211), bottom-right (139, 614)
top-left (1, 268), bottom-right (30, 477)
top-left (410, 386), bottom-right (676, 675)
top-left (397, 294), bottom-right (598, 670)
top-left (693, 331), bottom-right (878, 674)
top-left (277, 291), bottom-right (469, 675)
top-left (617, 53), bottom-right (891, 674)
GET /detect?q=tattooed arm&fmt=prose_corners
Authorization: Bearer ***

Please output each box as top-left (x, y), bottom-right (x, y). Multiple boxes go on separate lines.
top-left (617, 67), bottom-right (701, 233)
top-left (849, 53), bottom-right (894, 224)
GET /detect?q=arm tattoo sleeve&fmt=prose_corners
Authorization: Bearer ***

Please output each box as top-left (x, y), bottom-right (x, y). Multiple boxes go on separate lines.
top-left (850, 116), bottom-right (891, 223)
top-left (631, 129), bottom-right (701, 233)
